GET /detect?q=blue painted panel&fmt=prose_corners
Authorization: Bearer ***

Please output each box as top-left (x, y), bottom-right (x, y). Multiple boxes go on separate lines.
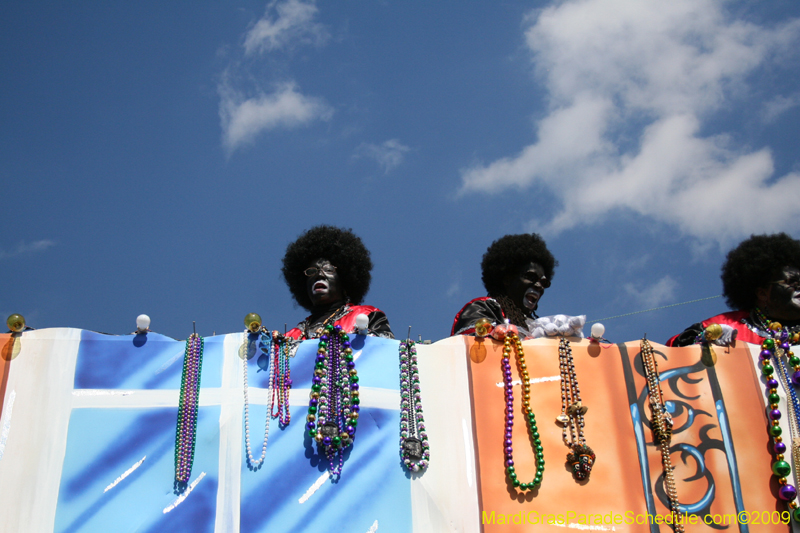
top-left (54, 407), bottom-right (221, 533)
top-left (74, 331), bottom-right (223, 390)
top-left (238, 335), bottom-right (412, 533)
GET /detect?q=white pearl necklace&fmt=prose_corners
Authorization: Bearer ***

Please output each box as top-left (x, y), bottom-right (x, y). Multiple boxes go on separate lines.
top-left (242, 331), bottom-right (272, 469)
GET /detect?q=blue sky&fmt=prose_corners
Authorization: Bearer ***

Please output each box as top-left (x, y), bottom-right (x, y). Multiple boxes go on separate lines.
top-left (2, 0), bottom-right (800, 343)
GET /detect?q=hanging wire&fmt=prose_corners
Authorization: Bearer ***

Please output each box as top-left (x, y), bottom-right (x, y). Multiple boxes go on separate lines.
top-left (589, 295), bottom-right (721, 323)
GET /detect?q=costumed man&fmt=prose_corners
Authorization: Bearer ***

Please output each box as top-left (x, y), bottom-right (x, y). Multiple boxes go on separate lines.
top-left (451, 233), bottom-right (558, 337)
top-left (666, 233), bottom-right (800, 347)
top-left (282, 225), bottom-right (393, 340)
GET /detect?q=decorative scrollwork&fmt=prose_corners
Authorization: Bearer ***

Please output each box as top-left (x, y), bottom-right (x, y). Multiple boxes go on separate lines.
top-left (632, 345), bottom-right (730, 528)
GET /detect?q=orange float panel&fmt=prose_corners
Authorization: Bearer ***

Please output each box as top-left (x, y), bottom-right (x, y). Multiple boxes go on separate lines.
top-left (463, 337), bottom-right (784, 532)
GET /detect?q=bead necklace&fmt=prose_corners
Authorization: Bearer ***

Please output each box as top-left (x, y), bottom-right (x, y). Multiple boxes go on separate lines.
top-left (640, 338), bottom-right (684, 532)
top-left (399, 339), bottom-right (430, 472)
top-left (758, 321), bottom-right (800, 521)
top-left (240, 330), bottom-right (293, 470)
top-left (752, 308), bottom-right (800, 344)
top-left (501, 331), bottom-right (544, 491)
top-left (556, 337), bottom-right (595, 480)
top-left (268, 331), bottom-right (292, 426)
top-left (302, 301), bottom-right (351, 340)
top-left (174, 333), bottom-right (204, 490)
top-left (774, 355), bottom-right (800, 481)
top-left (305, 324), bottom-right (359, 477)
top-left (242, 331), bottom-right (273, 469)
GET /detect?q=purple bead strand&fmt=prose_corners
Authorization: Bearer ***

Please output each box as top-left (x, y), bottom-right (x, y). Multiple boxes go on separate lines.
top-left (173, 333), bottom-right (204, 489)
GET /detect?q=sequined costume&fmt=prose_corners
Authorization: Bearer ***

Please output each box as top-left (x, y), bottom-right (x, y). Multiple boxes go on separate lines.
top-left (666, 310), bottom-right (783, 347)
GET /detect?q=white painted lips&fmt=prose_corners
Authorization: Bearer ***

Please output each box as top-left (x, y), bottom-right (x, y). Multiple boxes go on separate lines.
top-left (313, 280), bottom-right (328, 293)
top-left (523, 287), bottom-right (542, 310)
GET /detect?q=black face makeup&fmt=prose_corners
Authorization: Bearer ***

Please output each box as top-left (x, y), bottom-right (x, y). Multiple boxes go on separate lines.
top-left (503, 261), bottom-right (549, 315)
top-left (766, 266), bottom-right (800, 321)
top-left (306, 258), bottom-right (344, 309)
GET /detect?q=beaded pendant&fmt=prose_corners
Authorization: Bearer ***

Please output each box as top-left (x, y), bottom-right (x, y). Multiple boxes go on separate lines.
top-left (399, 339), bottom-right (430, 472)
top-left (759, 322), bottom-right (800, 521)
top-left (501, 332), bottom-right (544, 491)
top-left (305, 324), bottom-right (359, 476)
top-left (174, 333), bottom-right (204, 491)
top-left (557, 337), bottom-right (595, 480)
top-left (640, 338), bottom-right (684, 533)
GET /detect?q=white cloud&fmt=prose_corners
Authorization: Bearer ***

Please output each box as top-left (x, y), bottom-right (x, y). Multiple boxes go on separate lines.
top-left (0, 240), bottom-right (55, 260)
top-left (353, 139), bottom-right (411, 174)
top-left (244, 0), bottom-right (328, 55)
top-left (762, 93), bottom-right (800, 123)
top-left (459, 0), bottom-right (800, 244)
top-left (219, 81), bottom-right (332, 153)
top-left (219, 1), bottom-right (332, 153)
top-left (624, 275), bottom-right (678, 309)
top-left (445, 281), bottom-right (460, 298)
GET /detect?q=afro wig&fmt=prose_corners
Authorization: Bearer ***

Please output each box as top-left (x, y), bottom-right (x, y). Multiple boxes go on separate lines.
top-left (721, 232), bottom-right (800, 311)
top-left (282, 225), bottom-right (373, 311)
top-left (481, 233), bottom-right (558, 297)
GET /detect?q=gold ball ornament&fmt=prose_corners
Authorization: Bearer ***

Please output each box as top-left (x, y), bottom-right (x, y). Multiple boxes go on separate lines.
top-left (703, 323), bottom-right (723, 342)
top-left (244, 313), bottom-right (262, 333)
top-left (474, 318), bottom-right (493, 338)
top-left (7, 314), bottom-right (25, 333)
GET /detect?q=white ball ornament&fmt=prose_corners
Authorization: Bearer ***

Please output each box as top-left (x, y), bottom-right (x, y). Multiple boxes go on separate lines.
top-left (136, 314), bottom-right (151, 333)
top-left (590, 322), bottom-right (605, 339)
top-left (355, 313), bottom-right (369, 333)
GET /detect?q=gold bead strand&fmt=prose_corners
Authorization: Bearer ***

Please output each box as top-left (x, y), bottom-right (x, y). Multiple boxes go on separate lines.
top-left (501, 332), bottom-right (544, 491)
top-left (641, 339), bottom-right (684, 533)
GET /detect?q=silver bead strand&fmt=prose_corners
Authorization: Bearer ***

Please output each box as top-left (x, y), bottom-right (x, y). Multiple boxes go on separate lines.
top-left (242, 331), bottom-right (273, 469)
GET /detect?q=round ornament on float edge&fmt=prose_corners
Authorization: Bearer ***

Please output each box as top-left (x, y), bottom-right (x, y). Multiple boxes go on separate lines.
top-left (7, 313), bottom-right (25, 333)
top-left (244, 313), bottom-right (262, 333)
top-left (590, 323), bottom-right (605, 340)
top-left (136, 314), bottom-right (151, 333)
